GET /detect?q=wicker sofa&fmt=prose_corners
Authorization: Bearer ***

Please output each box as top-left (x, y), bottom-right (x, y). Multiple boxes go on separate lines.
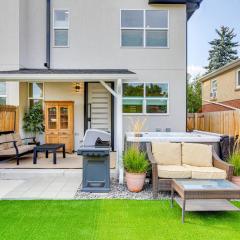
top-left (0, 133), bottom-right (37, 165)
top-left (146, 142), bottom-right (234, 199)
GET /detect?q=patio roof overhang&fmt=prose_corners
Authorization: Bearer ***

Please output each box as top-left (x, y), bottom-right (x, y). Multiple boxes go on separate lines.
top-left (0, 69), bottom-right (137, 81)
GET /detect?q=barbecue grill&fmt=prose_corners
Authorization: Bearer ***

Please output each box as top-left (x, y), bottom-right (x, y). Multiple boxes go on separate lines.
top-left (77, 129), bottom-right (111, 193)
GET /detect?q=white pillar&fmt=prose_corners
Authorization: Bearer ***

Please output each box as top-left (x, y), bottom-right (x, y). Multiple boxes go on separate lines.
top-left (116, 78), bottom-right (124, 184)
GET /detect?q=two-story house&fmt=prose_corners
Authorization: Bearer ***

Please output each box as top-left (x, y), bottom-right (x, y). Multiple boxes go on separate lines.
top-left (0, 0), bottom-right (202, 181)
top-left (201, 59), bottom-right (240, 112)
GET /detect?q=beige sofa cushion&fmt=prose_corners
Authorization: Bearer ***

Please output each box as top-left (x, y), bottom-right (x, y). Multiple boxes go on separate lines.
top-left (0, 135), bottom-right (8, 151)
top-left (0, 148), bottom-right (17, 156)
top-left (182, 143), bottom-right (213, 167)
top-left (0, 145), bottom-right (34, 156)
top-left (152, 142), bottom-right (182, 165)
top-left (17, 145), bottom-right (34, 154)
top-left (183, 165), bottom-right (226, 179)
top-left (157, 165), bottom-right (192, 179)
top-left (5, 134), bottom-right (14, 148)
top-left (12, 133), bottom-right (23, 146)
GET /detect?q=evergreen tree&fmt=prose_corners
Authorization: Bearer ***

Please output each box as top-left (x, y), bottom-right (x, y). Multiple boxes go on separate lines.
top-left (205, 26), bottom-right (239, 73)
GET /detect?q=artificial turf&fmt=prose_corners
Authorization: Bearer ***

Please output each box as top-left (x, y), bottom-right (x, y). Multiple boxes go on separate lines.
top-left (0, 200), bottom-right (239, 240)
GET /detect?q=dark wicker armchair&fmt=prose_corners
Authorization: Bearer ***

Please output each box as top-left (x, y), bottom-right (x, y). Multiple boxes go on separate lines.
top-left (0, 133), bottom-right (37, 165)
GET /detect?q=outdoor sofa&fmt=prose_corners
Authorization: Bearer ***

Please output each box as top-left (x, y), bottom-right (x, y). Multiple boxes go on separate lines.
top-left (146, 142), bottom-right (234, 199)
top-left (0, 133), bottom-right (37, 165)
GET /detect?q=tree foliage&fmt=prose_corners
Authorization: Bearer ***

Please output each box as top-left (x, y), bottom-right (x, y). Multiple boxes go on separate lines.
top-left (23, 103), bottom-right (44, 136)
top-left (187, 75), bottom-right (202, 113)
top-left (205, 26), bottom-right (239, 73)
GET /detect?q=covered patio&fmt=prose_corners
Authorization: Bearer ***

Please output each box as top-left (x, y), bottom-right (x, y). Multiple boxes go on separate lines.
top-left (0, 152), bottom-right (116, 169)
top-left (0, 69), bottom-right (137, 184)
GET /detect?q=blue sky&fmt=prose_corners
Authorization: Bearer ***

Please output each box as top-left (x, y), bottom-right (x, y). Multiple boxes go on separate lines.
top-left (188, 0), bottom-right (240, 78)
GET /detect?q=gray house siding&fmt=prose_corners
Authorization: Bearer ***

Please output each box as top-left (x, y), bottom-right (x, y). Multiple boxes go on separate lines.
top-left (1, 0), bottom-right (187, 134)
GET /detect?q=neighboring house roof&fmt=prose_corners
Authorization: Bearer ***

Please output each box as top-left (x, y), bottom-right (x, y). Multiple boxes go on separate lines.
top-left (148, 0), bottom-right (203, 19)
top-left (0, 69), bottom-right (135, 75)
top-left (199, 58), bottom-right (240, 83)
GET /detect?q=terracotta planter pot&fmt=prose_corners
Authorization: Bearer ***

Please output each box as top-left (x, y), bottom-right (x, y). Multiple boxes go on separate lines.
top-left (125, 172), bottom-right (146, 193)
top-left (232, 176), bottom-right (240, 187)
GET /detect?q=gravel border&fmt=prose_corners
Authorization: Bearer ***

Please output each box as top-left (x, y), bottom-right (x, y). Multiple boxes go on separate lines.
top-left (75, 178), bottom-right (170, 200)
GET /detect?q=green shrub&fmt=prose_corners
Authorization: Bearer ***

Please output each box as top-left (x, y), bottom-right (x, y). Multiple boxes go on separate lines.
top-left (123, 147), bottom-right (149, 174)
top-left (228, 152), bottom-right (240, 176)
top-left (23, 103), bottom-right (44, 137)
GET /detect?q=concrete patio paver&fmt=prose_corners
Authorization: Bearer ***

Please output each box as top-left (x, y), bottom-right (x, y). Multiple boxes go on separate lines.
top-left (0, 170), bottom-right (82, 200)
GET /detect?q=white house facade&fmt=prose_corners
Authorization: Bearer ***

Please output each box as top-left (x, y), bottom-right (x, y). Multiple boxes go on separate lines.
top-left (0, 0), bottom-right (202, 181)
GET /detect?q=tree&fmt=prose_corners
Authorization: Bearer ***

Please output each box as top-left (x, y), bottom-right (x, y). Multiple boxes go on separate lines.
top-left (23, 103), bottom-right (44, 137)
top-left (205, 26), bottom-right (239, 73)
top-left (187, 75), bottom-right (202, 113)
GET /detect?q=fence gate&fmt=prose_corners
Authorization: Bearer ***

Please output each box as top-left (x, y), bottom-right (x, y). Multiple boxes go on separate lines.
top-left (0, 105), bottom-right (18, 133)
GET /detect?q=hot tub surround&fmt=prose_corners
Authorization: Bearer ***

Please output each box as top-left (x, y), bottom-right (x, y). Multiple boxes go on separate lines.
top-left (125, 131), bottom-right (223, 157)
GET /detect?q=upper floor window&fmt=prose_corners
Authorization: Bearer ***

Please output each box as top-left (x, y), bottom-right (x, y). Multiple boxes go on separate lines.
top-left (236, 69), bottom-right (240, 88)
top-left (121, 10), bottom-right (169, 48)
top-left (123, 82), bottom-right (169, 114)
top-left (28, 83), bottom-right (44, 108)
top-left (53, 10), bottom-right (69, 47)
top-left (0, 82), bottom-right (7, 105)
top-left (210, 79), bottom-right (217, 99)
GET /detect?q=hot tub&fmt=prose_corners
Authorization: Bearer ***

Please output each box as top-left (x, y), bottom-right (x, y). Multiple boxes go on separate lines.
top-left (125, 131), bottom-right (223, 156)
top-left (126, 131), bottom-right (221, 143)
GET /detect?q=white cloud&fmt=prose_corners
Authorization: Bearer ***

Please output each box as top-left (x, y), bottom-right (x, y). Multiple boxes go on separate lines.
top-left (188, 65), bottom-right (206, 79)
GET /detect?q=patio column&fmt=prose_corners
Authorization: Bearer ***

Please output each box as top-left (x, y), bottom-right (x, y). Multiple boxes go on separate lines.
top-left (100, 79), bottom-right (124, 184)
top-left (116, 78), bottom-right (124, 184)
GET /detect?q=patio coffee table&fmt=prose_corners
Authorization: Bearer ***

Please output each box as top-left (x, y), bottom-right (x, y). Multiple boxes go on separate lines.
top-left (33, 144), bottom-right (66, 165)
top-left (171, 179), bottom-right (240, 223)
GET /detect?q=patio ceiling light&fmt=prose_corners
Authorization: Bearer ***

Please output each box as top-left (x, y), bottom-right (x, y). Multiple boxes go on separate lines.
top-left (73, 83), bottom-right (81, 93)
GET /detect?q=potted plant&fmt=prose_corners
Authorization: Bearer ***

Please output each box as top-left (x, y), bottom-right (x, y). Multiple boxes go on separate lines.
top-left (123, 147), bottom-right (149, 192)
top-left (23, 102), bottom-right (44, 141)
top-left (229, 152), bottom-right (240, 186)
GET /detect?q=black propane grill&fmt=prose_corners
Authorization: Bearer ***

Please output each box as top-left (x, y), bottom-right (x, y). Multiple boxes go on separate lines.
top-left (77, 129), bottom-right (111, 193)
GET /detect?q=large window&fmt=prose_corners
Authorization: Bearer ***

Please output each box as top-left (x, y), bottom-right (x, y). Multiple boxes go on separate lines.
top-left (121, 10), bottom-right (169, 48)
top-left (0, 82), bottom-right (7, 105)
top-left (210, 79), bottom-right (217, 99)
top-left (53, 10), bottom-right (69, 47)
top-left (28, 83), bottom-right (44, 108)
top-left (123, 83), bottom-right (169, 114)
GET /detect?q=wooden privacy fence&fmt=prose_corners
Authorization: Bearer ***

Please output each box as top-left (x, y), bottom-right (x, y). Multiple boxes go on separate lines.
top-left (187, 110), bottom-right (240, 137)
top-left (0, 105), bottom-right (19, 133)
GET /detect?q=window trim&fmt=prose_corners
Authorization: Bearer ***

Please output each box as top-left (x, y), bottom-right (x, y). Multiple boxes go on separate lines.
top-left (28, 82), bottom-right (45, 108)
top-left (0, 82), bottom-right (7, 105)
top-left (53, 9), bottom-right (70, 48)
top-left (210, 79), bottom-right (217, 99)
top-left (120, 9), bottom-right (170, 49)
top-left (122, 82), bottom-right (170, 116)
top-left (236, 69), bottom-right (240, 89)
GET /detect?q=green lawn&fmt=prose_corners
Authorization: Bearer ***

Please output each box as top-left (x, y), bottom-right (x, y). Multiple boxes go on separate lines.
top-left (0, 200), bottom-right (239, 240)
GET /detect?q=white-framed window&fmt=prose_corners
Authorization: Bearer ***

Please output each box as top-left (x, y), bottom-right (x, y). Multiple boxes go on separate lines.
top-left (28, 82), bottom-right (44, 108)
top-left (236, 69), bottom-right (240, 88)
top-left (210, 79), bottom-right (217, 99)
top-left (53, 9), bottom-right (69, 47)
top-left (0, 82), bottom-right (7, 105)
top-left (120, 10), bottom-right (169, 48)
top-left (122, 82), bottom-right (169, 114)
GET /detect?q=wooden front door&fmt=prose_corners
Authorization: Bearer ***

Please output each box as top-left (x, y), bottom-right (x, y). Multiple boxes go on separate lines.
top-left (45, 101), bottom-right (74, 153)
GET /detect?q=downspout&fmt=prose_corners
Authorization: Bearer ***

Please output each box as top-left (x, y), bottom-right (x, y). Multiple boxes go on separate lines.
top-left (44, 0), bottom-right (51, 69)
